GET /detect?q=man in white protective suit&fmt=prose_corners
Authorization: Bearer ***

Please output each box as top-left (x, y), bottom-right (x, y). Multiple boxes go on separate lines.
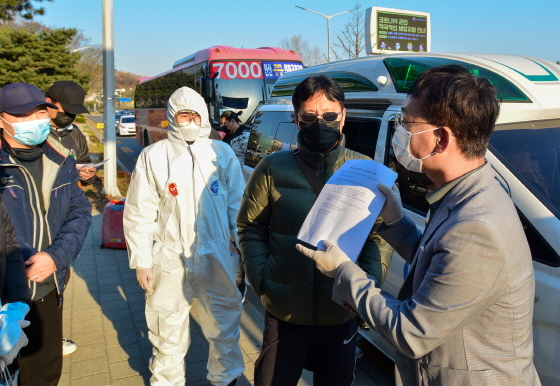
top-left (123, 86), bottom-right (245, 386)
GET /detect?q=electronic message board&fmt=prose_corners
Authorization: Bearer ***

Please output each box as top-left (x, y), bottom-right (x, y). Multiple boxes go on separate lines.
top-left (365, 7), bottom-right (430, 54)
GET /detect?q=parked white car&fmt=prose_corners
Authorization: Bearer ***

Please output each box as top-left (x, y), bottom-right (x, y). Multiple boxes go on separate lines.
top-left (116, 115), bottom-right (135, 136)
top-left (242, 53), bottom-right (560, 385)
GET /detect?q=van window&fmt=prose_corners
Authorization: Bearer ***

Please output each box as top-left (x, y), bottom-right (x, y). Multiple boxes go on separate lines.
top-left (385, 120), bottom-right (435, 216)
top-left (344, 119), bottom-right (381, 160)
top-left (384, 57), bottom-right (531, 102)
top-left (272, 71), bottom-right (378, 98)
top-left (489, 119), bottom-right (560, 219)
top-left (517, 210), bottom-right (560, 267)
top-left (245, 111), bottom-right (295, 168)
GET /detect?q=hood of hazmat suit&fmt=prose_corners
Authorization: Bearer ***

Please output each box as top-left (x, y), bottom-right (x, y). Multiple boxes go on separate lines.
top-left (123, 87), bottom-right (245, 385)
top-left (166, 86), bottom-right (211, 143)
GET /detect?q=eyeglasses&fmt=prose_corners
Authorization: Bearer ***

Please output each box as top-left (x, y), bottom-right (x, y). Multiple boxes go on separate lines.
top-left (177, 111), bottom-right (201, 124)
top-left (395, 114), bottom-right (454, 136)
top-left (395, 115), bottom-right (438, 127)
top-left (297, 112), bottom-right (342, 123)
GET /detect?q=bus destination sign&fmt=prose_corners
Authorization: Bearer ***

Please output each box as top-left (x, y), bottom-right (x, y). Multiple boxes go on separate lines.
top-left (262, 62), bottom-right (304, 79)
top-left (211, 61), bottom-right (304, 80)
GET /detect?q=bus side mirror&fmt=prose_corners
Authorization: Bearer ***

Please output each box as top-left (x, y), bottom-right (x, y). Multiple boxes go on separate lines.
top-left (201, 77), bottom-right (213, 103)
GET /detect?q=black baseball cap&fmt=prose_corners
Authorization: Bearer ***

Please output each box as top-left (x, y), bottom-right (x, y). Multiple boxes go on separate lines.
top-left (46, 81), bottom-right (89, 115)
top-left (0, 82), bottom-right (56, 115)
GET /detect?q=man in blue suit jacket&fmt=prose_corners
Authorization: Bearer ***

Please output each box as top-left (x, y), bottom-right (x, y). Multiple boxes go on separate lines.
top-left (298, 65), bottom-right (541, 385)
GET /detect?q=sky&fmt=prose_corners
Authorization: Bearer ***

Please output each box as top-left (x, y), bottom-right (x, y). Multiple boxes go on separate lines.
top-left (37, 0), bottom-right (560, 77)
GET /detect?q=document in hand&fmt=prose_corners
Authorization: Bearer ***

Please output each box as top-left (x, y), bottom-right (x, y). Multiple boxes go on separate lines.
top-left (77, 159), bottom-right (110, 168)
top-left (297, 159), bottom-right (397, 262)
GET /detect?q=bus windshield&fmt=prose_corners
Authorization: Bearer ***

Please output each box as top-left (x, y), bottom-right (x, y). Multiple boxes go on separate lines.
top-left (215, 77), bottom-right (265, 118)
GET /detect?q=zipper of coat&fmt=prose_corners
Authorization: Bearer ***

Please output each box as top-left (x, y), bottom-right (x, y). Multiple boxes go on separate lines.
top-left (9, 164), bottom-right (44, 299)
top-left (186, 144), bottom-right (197, 262)
top-left (44, 160), bottom-right (65, 294)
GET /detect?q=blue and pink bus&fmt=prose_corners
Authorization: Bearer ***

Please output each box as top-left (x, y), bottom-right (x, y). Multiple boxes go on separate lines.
top-left (134, 46), bottom-right (303, 147)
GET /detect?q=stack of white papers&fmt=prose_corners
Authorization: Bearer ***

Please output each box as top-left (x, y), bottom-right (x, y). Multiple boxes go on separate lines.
top-left (297, 159), bottom-right (397, 262)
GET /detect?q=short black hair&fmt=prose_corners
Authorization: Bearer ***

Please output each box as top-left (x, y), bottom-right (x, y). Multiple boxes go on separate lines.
top-left (408, 64), bottom-right (500, 159)
top-left (292, 75), bottom-right (344, 113)
top-left (220, 110), bottom-right (242, 123)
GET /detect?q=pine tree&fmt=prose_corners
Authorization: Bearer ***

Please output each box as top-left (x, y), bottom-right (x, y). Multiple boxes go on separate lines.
top-left (0, 0), bottom-right (51, 21)
top-left (0, 26), bottom-right (89, 89)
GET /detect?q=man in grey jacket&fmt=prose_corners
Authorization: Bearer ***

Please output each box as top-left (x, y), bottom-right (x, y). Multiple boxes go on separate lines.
top-left (298, 65), bottom-right (541, 385)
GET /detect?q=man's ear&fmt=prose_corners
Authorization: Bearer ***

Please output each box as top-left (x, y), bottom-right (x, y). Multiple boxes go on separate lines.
top-left (436, 126), bottom-right (453, 153)
top-left (339, 108), bottom-right (347, 132)
top-left (45, 96), bottom-right (52, 103)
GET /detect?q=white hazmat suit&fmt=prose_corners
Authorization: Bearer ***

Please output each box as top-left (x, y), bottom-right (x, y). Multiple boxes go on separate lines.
top-left (124, 87), bottom-right (245, 385)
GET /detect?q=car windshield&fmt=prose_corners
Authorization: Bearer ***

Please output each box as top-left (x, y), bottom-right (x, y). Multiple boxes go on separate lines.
top-left (489, 119), bottom-right (560, 218)
top-left (245, 110), bottom-right (295, 168)
top-left (121, 117), bottom-right (134, 123)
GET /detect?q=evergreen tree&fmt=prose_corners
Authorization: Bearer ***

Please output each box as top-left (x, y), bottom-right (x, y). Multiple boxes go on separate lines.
top-left (0, 0), bottom-right (51, 21)
top-left (0, 26), bottom-right (89, 89)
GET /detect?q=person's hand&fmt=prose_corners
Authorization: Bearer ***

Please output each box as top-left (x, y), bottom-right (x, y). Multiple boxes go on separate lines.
top-left (0, 312), bottom-right (30, 366)
top-left (296, 240), bottom-right (351, 278)
top-left (377, 183), bottom-right (404, 226)
top-left (77, 165), bottom-right (96, 181)
top-left (1, 320), bottom-right (29, 365)
top-left (25, 252), bottom-right (57, 282)
top-left (136, 268), bottom-right (154, 294)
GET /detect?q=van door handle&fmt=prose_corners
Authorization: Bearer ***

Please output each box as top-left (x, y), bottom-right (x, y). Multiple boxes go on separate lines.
top-left (534, 295), bottom-right (539, 303)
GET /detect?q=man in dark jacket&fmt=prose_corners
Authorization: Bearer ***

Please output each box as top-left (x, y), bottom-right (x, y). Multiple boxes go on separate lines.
top-left (0, 198), bottom-right (31, 366)
top-left (46, 80), bottom-right (94, 356)
top-left (237, 75), bottom-right (393, 385)
top-left (0, 82), bottom-right (92, 386)
top-left (46, 80), bottom-right (96, 186)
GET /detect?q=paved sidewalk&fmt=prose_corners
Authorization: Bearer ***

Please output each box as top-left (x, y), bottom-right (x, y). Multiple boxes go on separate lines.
top-left (59, 210), bottom-right (390, 385)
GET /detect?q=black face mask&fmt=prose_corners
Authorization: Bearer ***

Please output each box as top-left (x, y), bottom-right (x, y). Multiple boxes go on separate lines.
top-left (299, 119), bottom-right (341, 153)
top-left (52, 111), bottom-right (76, 129)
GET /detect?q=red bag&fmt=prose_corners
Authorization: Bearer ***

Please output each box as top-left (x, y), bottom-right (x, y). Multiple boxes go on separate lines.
top-left (100, 199), bottom-right (127, 249)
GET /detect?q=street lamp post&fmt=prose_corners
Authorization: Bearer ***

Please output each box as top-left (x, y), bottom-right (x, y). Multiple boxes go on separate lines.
top-left (102, 0), bottom-right (121, 197)
top-left (295, 5), bottom-right (352, 62)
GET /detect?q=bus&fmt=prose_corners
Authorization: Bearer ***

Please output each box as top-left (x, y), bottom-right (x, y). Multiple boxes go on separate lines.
top-left (134, 46), bottom-right (303, 147)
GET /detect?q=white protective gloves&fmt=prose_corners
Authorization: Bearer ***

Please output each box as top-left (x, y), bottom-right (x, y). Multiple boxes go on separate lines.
top-left (0, 302), bottom-right (30, 365)
top-left (377, 183), bottom-right (404, 226)
top-left (296, 240), bottom-right (351, 278)
top-left (136, 268), bottom-right (154, 294)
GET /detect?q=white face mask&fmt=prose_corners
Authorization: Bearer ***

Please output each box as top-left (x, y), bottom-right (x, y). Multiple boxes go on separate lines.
top-left (177, 121), bottom-right (200, 142)
top-left (392, 123), bottom-right (439, 173)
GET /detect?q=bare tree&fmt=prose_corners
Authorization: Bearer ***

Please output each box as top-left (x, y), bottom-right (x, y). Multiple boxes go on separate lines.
top-left (333, 2), bottom-right (375, 60)
top-left (279, 34), bottom-right (325, 67)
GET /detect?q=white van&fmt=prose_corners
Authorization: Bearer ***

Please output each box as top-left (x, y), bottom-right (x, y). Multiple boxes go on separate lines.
top-left (241, 53), bottom-right (560, 385)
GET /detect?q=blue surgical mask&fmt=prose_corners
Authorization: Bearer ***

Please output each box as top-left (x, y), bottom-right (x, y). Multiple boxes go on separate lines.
top-left (1, 117), bottom-right (51, 146)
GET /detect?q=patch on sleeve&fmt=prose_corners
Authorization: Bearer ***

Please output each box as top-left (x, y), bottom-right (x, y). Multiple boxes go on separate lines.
top-left (168, 183), bottom-right (178, 196)
top-left (210, 180), bottom-right (219, 195)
